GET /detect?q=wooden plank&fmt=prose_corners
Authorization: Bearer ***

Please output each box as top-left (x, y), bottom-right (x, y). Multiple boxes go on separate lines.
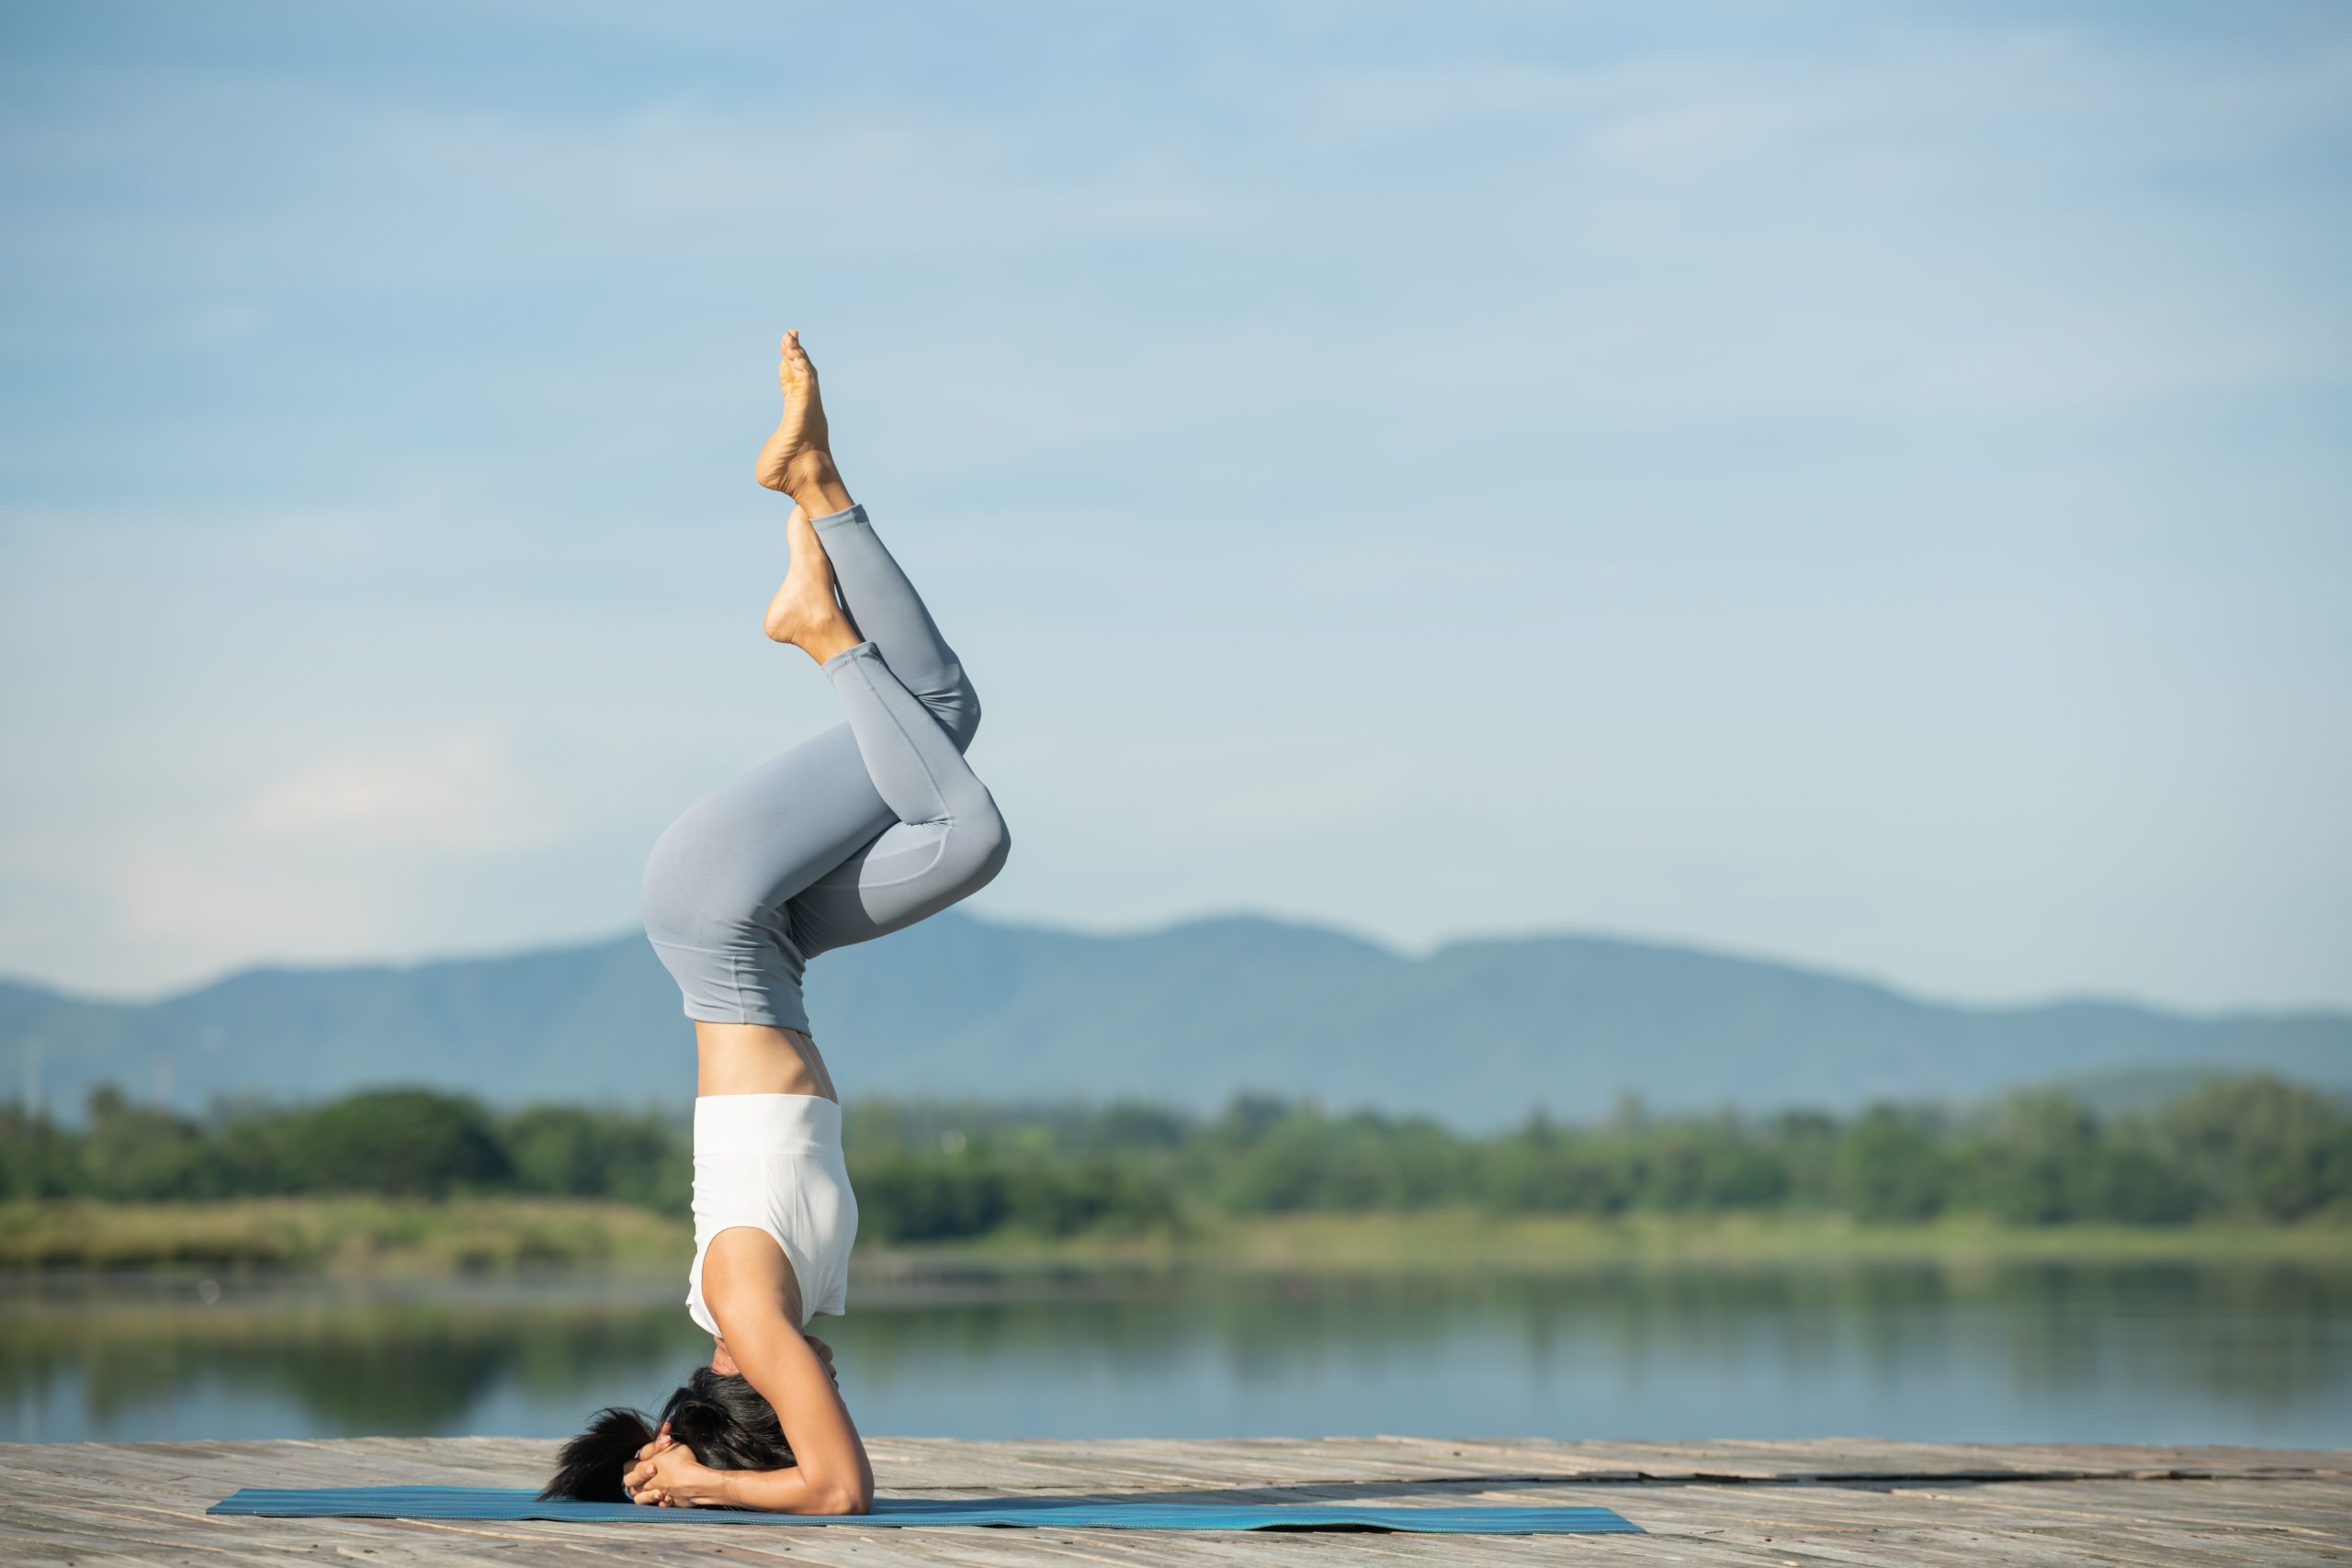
top-left (3, 1438), bottom-right (2347, 1568)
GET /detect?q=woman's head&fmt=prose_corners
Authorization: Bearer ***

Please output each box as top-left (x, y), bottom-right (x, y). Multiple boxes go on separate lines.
top-left (541, 1366), bottom-right (795, 1501)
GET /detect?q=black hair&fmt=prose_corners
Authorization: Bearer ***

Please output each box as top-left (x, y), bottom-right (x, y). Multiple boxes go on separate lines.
top-left (541, 1366), bottom-right (797, 1501)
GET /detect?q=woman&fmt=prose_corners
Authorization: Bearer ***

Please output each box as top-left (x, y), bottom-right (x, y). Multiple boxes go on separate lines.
top-left (542, 330), bottom-right (1010, 1513)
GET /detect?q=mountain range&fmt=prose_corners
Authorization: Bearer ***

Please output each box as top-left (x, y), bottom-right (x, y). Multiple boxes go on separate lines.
top-left (5, 912), bottom-right (2346, 1128)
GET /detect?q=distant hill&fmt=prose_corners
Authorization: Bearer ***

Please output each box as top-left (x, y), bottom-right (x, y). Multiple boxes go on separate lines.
top-left (4, 912), bottom-right (2346, 1128)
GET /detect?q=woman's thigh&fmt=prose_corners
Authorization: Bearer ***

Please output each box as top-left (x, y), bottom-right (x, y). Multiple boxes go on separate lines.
top-left (640, 722), bottom-right (896, 953)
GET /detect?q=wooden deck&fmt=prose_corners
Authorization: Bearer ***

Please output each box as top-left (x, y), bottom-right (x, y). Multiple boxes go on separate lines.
top-left (4, 1436), bottom-right (2347, 1565)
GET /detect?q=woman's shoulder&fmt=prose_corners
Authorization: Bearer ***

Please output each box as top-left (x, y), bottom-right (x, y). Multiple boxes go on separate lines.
top-left (701, 1224), bottom-right (807, 1332)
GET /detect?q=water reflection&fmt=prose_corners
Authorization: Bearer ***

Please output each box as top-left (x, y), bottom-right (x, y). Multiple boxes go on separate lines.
top-left (4, 1260), bottom-right (2346, 1446)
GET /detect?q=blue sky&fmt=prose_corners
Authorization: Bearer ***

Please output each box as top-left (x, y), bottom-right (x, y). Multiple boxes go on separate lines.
top-left (2, 1), bottom-right (2346, 1010)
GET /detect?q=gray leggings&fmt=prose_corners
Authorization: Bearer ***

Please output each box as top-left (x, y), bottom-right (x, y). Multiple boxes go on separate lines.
top-left (639, 504), bottom-right (1011, 1035)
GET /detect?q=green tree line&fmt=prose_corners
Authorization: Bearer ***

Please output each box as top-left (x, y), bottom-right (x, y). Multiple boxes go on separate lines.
top-left (2, 1076), bottom-right (2346, 1240)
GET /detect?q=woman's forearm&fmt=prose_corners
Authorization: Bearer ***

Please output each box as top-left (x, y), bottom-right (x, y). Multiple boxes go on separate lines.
top-left (711, 1463), bottom-right (871, 1515)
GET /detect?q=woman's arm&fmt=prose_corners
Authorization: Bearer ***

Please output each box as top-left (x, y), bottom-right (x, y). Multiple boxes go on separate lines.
top-left (677, 1227), bottom-right (872, 1514)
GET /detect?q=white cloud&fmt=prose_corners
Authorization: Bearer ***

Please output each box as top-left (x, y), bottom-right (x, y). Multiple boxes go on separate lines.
top-left (245, 728), bottom-right (565, 851)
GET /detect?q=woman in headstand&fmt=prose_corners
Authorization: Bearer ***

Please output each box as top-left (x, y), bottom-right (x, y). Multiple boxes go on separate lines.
top-left (542, 331), bottom-right (1009, 1514)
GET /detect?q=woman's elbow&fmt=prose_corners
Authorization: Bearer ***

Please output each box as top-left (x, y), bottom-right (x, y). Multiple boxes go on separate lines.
top-left (814, 1481), bottom-right (872, 1517)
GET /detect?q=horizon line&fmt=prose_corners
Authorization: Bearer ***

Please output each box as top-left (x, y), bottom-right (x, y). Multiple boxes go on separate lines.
top-left (4, 907), bottom-right (2344, 1025)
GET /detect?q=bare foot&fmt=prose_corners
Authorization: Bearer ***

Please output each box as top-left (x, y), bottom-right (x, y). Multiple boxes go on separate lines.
top-left (763, 505), bottom-right (861, 663)
top-left (754, 330), bottom-right (844, 504)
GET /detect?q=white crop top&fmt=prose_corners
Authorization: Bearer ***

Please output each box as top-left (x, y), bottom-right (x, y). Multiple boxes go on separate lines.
top-left (686, 1093), bottom-right (858, 1335)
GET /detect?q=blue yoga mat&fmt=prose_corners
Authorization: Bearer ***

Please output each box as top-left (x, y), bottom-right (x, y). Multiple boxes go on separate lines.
top-left (209, 1485), bottom-right (1639, 1534)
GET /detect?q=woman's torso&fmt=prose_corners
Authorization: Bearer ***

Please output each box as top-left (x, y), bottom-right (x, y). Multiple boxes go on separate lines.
top-left (686, 1091), bottom-right (858, 1335)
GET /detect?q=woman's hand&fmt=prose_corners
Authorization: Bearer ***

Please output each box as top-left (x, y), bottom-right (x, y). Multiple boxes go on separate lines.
top-left (622, 1421), bottom-right (673, 1502)
top-left (626, 1439), bottom-right (721, 1507)
top-left (623, 1422), bottom-right (700, 1506)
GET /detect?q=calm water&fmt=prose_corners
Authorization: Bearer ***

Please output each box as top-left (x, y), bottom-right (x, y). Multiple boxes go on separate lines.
top-left (5, 1259), bottom-right (2348, 1448)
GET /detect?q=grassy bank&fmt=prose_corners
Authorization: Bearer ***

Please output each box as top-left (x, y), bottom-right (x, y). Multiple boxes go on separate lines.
top-left (1173, 1209), bottom-right (2352, 1266)
top-left (5, 1198), bottom-right (2343, 1273)
top-left (872, 1209), bottom-right (2352, 1269)
top-left (0, 1197), bottom-right (684, 1272)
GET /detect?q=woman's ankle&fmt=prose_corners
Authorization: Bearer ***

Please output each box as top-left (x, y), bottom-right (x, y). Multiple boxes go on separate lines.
top-left (785, 454), bottom-right (854, 519)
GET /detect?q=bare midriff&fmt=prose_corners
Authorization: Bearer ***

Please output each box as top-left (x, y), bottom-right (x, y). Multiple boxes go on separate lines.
top-left (695, 1021), bottom-right (839, 1101)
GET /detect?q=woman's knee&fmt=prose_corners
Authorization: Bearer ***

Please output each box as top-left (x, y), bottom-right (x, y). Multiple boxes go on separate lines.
top-left (945, 792), bottom-right (1011, 893)
top-left (929, 676), bottom-right (982, 754)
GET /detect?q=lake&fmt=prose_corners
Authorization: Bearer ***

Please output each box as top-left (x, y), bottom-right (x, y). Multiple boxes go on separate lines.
top-left (5, 1258), bottom-right (2347, 1449)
